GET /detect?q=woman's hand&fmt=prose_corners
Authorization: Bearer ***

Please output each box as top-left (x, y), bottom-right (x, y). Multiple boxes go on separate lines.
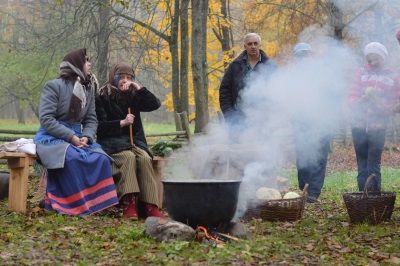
top-left (70, 135), bottom-right (81, 147)
top-left (131, 80), bottom-right (144, 91)
top-left (71, 135), bottom-right (89, 148)
top-left (120, 113), bottom-right (135, 127)
top-left (120, 80), bottom-right (144, 92)
top-left (79, 137), bottom-right (89, 147)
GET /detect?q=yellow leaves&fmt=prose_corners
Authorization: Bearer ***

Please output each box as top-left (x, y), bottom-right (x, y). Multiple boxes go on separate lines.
top-left (160, 49), bottom-right (171, 64)
top-left (127, 0), bottom-right (235, 117)
top-left (264, 41), bottom-right (279, 58)
top-left (163, 93), bottom-right (174, 112)
top-left (209, 1), bottom-right (222, 13)
top-left (208, 0), bottom-right (232, 33)
top-left (243, 0), bottom-right (320, 48)
top-left (157, 0), bottom-right (170, 12)
top-left (208, 88), bottom-right (220, 113)
top-left (221, 49), bottom-right (236, 67)
top-left (188, 112), bottom-right (196, 122)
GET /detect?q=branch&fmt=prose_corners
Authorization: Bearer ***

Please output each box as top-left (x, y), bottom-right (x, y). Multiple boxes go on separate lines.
top-left (110, 6), bottom-right (171, 43)
top-left (212, 27), bottom-right (223, 44)
top-left (255, 1), bottom-right (324, 25)
top-left (345, 1), bottom-right (379, 26)
top-left (0, 99), bottom-right (15, 111)
top-left (30, 49), bottom-right (57, 92)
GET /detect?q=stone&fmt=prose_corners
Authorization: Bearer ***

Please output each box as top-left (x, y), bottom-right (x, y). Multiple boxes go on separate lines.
top-left (144, 217), bottom-right (196, 242)
top-left (0, 171), bottom-right (10, 200)
top-left (218, 221), bottom-right (251, 239)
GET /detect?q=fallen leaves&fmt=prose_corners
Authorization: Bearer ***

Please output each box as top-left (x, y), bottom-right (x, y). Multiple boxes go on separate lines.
top-left (385, 256), bottom-right (400, 265)
top-left (326, 143), bottom-right (400, 174)
top-left (0, 144), bottom-right (399, 265)
top-left (305, 243), bottom-right (314, 251)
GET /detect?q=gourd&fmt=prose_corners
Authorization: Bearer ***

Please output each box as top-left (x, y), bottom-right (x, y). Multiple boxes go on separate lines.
top-left (283, 191), bottom-right (300, 199)
top-left (256, 187), bottom-right (282, 200)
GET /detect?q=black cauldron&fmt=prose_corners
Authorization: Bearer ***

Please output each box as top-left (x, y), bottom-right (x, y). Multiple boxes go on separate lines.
top-left (162, 179), bottom-right (241, 228)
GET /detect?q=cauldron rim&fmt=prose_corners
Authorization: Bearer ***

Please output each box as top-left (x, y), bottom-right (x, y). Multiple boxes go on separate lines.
top-left (162, 179), bottom-right (241, 184)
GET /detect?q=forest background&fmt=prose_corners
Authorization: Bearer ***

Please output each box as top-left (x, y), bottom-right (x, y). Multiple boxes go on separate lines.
top-left (0, 0), bottom-right (400, 133)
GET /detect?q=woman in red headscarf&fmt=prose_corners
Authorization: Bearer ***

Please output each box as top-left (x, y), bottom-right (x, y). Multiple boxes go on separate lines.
top-left (34, 48), bottom-right (119, 216)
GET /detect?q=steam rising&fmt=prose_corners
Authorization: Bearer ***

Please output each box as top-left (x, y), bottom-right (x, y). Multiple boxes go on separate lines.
top-left (164, 1), bottom-right (400, 218)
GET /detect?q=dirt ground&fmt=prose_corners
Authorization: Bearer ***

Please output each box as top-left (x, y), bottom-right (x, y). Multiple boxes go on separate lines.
top-left (326, 142), bottom-right (400, 174)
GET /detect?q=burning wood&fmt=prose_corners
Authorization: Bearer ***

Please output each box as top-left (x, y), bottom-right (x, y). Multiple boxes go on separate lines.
top-left (195, 225), bottom-right (239, 245)
top-left (196, 226), bottom-right (225, 245)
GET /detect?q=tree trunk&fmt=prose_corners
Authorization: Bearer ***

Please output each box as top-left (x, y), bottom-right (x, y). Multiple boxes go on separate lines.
top-left (327, 1), bottom-right (347, 145)
top-left (220, 0), bottom-right (234, 68)
top-left (171, 0), bottom-right (181, 129)
top-left (220, 0), bottom-right (232, 48)
top-left (109, 2), bottom-right (182, 128)
top-left (326, 1), bottom-right (344, 40)
top-left (96, 1), bottom-right (111, 85)
top-left (14, 99), bottom-right (25, 124)
top-left (211, 0), bottom-right (233, 69)
top-left (191, 0), bottom-right (209, 133)
top-left (180, 0), bottom-right (190, 115)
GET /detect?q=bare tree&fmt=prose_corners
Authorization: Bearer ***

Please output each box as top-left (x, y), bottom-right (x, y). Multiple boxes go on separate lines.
top-left (111, 1), bottom-right (181, 122)
top-left (180, 0), bottom-right (190, 115)
top-left (95, 0), bottom-right (112, 85)
top-left (191, 0), bottom-right (209, 132)
top-left (211, 0), bottom-right (234, 68)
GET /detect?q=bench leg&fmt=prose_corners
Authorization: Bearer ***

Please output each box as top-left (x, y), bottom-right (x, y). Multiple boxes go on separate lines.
top-left (8, 157), bottom-right (30, 213)
top-left (152, 158), bottom-right (164, 208)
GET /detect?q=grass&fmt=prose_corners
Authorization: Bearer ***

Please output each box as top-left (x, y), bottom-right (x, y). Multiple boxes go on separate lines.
top-left (0, 119), bottom-right (180, 134)
top-left (0, 120), bottom-right (40, 131)
top-left (0, 167), bottom-right (399, 265)
top-left (0, 119), bottom-right (190, 146)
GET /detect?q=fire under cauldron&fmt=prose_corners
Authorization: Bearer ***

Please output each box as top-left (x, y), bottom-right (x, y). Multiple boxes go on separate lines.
top-left (163, 179), bottom-right (241, 228)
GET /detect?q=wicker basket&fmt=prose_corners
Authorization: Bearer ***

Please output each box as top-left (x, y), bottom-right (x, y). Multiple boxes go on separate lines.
top-left (244, 184), bottom-right (308, 222)
top-left (343, 175), bottom-right (396, 224)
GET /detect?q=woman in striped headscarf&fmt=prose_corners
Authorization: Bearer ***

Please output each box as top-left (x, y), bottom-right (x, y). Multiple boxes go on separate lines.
top-left (95, 63), bottom-right (164, 220)
top-left (34, 48), bottom-right (119, 216)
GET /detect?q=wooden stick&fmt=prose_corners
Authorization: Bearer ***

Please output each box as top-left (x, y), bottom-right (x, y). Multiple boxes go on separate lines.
top-left (128, 107), bottom-right (133, 146)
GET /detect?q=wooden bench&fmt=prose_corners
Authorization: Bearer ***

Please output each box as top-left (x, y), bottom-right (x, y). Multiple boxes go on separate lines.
top-left (0, 113), bottom-right (191, 213)
top-left (0, 151), bottom-right (36, 213)
top-left (0, 151), bottom-right (166, 214)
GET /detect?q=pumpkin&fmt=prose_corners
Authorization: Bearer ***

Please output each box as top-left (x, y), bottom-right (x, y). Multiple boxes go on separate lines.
top-left (283, 191), bottom-right (300, 199)
top-left (256, 187), bottom-right (282, 200)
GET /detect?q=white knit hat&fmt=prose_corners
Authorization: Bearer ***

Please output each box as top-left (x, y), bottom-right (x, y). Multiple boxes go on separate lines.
top-left (293, 42), bottom-right (312, 56)
top-left (363, 42), bottom-right (388, 61)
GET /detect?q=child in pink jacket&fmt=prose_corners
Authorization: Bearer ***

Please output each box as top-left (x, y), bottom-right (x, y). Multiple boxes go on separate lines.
top-left (348, 42), bottom-right (400, 191)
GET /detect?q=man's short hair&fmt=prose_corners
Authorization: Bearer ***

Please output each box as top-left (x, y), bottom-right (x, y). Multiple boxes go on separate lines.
top-left (243, 33), bottom-right (261, 44)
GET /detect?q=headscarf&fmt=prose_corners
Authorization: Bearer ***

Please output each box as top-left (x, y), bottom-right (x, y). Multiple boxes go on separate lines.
top-left (59, 48), bottom-right (87, 81)
top-left (363, 42), bottom-right (388, 61)
top-left (109, 63), bottom-right (135, 87)
top-left (59, 48), bottom-right (89, 120)
top-left (98, 63), bottom-right (135, 97)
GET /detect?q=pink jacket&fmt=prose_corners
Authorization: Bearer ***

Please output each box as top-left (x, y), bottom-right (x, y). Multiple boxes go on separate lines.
top-left (348, 64), bottom-right (400, 130)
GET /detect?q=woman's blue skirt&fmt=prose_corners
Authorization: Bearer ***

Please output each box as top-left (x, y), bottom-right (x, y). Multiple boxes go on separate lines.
top-left (44, 146), bottom-right (118, 216)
